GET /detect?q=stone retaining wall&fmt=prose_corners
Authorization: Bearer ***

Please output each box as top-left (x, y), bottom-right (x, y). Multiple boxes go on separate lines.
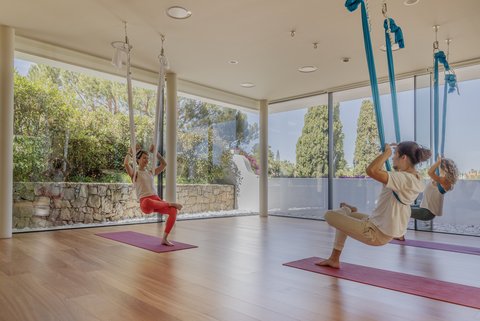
top-left (12, 182), bottom-right (235, 230)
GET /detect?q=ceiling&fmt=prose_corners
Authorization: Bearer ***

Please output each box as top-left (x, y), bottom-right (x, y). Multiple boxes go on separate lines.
top-left (1, 0), bottom-right (480, 109)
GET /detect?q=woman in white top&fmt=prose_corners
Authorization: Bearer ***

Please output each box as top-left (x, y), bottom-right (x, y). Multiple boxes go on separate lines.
top-left (317, 141), bottom-right (431, 269)
top-left (124, 145), bottom-right (183, 246)
top-left (395, 156), bottom-right (458, 241)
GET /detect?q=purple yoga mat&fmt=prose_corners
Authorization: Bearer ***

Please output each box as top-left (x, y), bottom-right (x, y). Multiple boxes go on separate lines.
top-left (389, 239), bottom-right (480, 255)
top-left (284, 257), bottom-right (480, 310)
top-left (96, 231), bottom-right (197, 253)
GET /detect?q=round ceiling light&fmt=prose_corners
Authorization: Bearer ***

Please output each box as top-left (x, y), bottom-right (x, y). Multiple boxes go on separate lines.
top-left (404, 0), bottom-right (420, 6)
top-left (379, 43), bottom-right (400, 51)
top-left (298, 66), bottom-right (318, 73)
top-left (228, 60), bottom-right (239, 65)
top-left (240, 82), bottom-right (255, 88)
top-left (166, 6), bottom-right (192, 19)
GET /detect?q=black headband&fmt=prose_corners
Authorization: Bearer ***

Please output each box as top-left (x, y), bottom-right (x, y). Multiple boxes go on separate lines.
top-left (136, 150), bottom-right (145, 160)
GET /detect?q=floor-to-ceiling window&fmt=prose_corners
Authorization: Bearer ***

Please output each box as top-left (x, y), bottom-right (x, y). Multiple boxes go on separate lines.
top-left (13, 55), bottom-right (158, 231)
top-left (332, 79), bottom-right (415, 214)
top-left (176, 97), bottom-right (259, 219)
top-left (415, 64), bottom-right (480, 236)
top-left (267, 94), bottom-right (328, 219)
top-left (12, 54), bottom-right (260, 232)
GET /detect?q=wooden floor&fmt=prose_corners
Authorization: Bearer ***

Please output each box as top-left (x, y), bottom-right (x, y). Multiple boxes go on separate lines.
top-left (1, 216), bottom-right (479, 321)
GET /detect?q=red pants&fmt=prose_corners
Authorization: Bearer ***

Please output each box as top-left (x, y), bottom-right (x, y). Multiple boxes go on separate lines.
top-left (139, 195), bottom-right (177, 234)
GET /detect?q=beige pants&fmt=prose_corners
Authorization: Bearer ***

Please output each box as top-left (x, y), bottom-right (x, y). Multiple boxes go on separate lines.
top-left (324, 207), bottom-right (392, 251)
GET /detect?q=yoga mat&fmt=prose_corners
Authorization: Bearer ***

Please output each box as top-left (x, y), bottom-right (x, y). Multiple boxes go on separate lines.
top-left (284, 257), bottom-right (480, 309)
top-left (96, 231), bottom-right (197, 253)
top-left (390, 239), bottom-right (480, 255)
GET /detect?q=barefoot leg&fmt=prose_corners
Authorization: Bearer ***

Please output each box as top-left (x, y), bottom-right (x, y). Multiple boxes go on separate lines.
top-left (161, 238), bottom-right (174, 246)
top-left (161, 233), bottom-right (174, 246)
top-left (315, 249), bottom-right (341, 269)
top-left (340, 202), bottom-right (357, 213)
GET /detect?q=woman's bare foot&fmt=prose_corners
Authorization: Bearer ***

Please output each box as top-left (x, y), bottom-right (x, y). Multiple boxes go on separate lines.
top-left (340, 202), bottom-right (357, 213)
top-left (161, 238), bottom-right (174, 246)
top-left (394, 236), bottom-right (405, 241)
top-left (168, 202), bottom-right (182, 210)
top-left (315, 258), bottom-right (340, 269)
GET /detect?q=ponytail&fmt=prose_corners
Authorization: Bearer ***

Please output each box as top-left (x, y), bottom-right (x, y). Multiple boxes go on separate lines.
top-left (397, 141), bottom-right (431, 166)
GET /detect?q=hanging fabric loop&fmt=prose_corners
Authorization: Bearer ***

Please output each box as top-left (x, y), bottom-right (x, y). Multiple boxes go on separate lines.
top-left (345, 0), bottom-right (414, 205)
top-left (345, 0), bottom-right (391, 170)
top-left (384, 17), bottom-right (404, 143)
top-left (433, 49), bottom-right (459, 194)
top-left (153, 54), bottom-right (167, 174)
top-left (384, 18), bottom-right (404, 49)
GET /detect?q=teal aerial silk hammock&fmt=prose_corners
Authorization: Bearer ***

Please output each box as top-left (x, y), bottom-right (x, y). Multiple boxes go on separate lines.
top-left (384, 17), bottom-right (404, 143)
top-left (433, 51), bottom-right (458, 194)
top-left (346, 0), bottom-right (408, 204)
top-left (345, 0), bottom-right (390, 171)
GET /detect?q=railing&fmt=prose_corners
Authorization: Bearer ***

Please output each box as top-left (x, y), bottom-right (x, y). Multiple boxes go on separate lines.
top-left (263, 177), bottom-right (480, 236)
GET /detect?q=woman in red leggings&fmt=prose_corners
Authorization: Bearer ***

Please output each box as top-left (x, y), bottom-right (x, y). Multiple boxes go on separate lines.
top-left (124, 145), bottom-right (182, 246)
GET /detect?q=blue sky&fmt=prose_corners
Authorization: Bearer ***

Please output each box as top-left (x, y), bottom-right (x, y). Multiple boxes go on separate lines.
top-left (15, 59), bottom-right (34, 76)
top-left (15, 58), bottom-right (478, 173)
top-left (264, 76), bottom-right (479, 174)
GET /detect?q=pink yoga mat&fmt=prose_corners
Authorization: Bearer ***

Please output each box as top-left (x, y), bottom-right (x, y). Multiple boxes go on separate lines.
top-left (389, 239), bottom-right (480, 255)
top-left (284, 257), bottom-right (480, 310)
top-left (96, 231), bottom-right (197, 253)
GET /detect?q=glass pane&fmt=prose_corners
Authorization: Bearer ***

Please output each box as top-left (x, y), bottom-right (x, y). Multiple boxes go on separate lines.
top-left (415, 74), bottom-right (431, 148)
top-left (176, 97), bottom-right (259, 218)
top-left (12, 56), bottom-right (161, 231)
top-left (333, 79), bottom-right (415, 214)
top-left (268, 95), bottom-right (328, 219)
top-left (415, 64), bottom-right (480, 236)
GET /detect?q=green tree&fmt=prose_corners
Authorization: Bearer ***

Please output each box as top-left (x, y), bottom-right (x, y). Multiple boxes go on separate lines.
top-left (295, 104), bottom-right (346, 177)
top-left (251, 143), bottom-right (275, 176)
top-left (19, 63), bottom-right (256, 184)
top-left (13, 72), bottom-right (73, 181)
top-left (353, 100), bottom-right (380, 176)
top-left (177, 97), bottom-right (258, 183)
top-left (21, 64), bottom-right (157, 182)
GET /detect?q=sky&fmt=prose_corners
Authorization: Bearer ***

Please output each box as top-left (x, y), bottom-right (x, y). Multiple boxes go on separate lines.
top-left (15, 58), bottom-right (479, 173)
top-left (15, 59), bottom-right (34, 76)
top-left (263, 76), bottom-right (480, 174)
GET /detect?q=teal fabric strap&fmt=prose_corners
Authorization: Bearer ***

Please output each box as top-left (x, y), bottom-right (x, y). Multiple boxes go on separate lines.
top-left (345, 0), bottom-right (391, 171)
top-left (346, 0), bottom-right (411, 204)
top-left (384, 18), bottom-right (404, 142)
top-left (433, 51), bottom-right (451, 195)
top-left (392, 190), bottom-right (408, 205)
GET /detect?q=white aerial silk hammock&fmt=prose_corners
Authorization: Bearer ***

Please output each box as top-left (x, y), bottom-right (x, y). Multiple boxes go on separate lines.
top-left (152, 52), bottom-right (168, 174)
top-left (124, 40), bottom-right (137, 180)
top-left (112, 27), bottom-right (167, 187)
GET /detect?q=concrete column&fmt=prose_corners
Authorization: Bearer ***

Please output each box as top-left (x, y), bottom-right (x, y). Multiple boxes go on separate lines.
top-left (165, 72), bottom-right (177, 202)
top-left (259, 99), bottom-right (268, 217)
top-left (0, 25), bottom-right (14, 238)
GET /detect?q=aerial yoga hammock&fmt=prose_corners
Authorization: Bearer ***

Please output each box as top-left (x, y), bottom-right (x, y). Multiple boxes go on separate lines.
top-left (114, 26), bottom-right (181, 245)
top-left (432, 32), bottom-right (459, 194)
top-left (382, 2), bottom-right (404, 143)
top-left (112, 26), bottom-right (167, 195)
top-left (345, 0), bottom-right (406, 204)
top-left (401, 41), bottom-right (459, 235)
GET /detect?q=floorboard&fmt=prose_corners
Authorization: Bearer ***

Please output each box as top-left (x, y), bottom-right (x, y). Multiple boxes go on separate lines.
top-left (1, 216), bottom-right (479, 321)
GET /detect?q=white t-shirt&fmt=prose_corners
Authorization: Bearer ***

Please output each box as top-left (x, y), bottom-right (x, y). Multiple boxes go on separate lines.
top-left (134, 170), bottom-right (157, 200)
top-left (370, 171), bottom-right (425, 237)
top-left (420, 180), bottom-right (444, 216)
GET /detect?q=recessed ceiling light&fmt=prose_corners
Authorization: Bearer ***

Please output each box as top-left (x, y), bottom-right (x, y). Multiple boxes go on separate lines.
top-left (166, 6), bottom-right (192, 19)
top-left (341, 57), bottom-right (351, 63)
top-left (379, 43), bottom-right (400, 52)
top-left (240, 82), bottom-right (255, 88)
top-left (298, 66), bottom-right (318, 73)
top-left (228, 60), bottom-right (239, 65)
top-left (404, 0), bottom-right (420, 6)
